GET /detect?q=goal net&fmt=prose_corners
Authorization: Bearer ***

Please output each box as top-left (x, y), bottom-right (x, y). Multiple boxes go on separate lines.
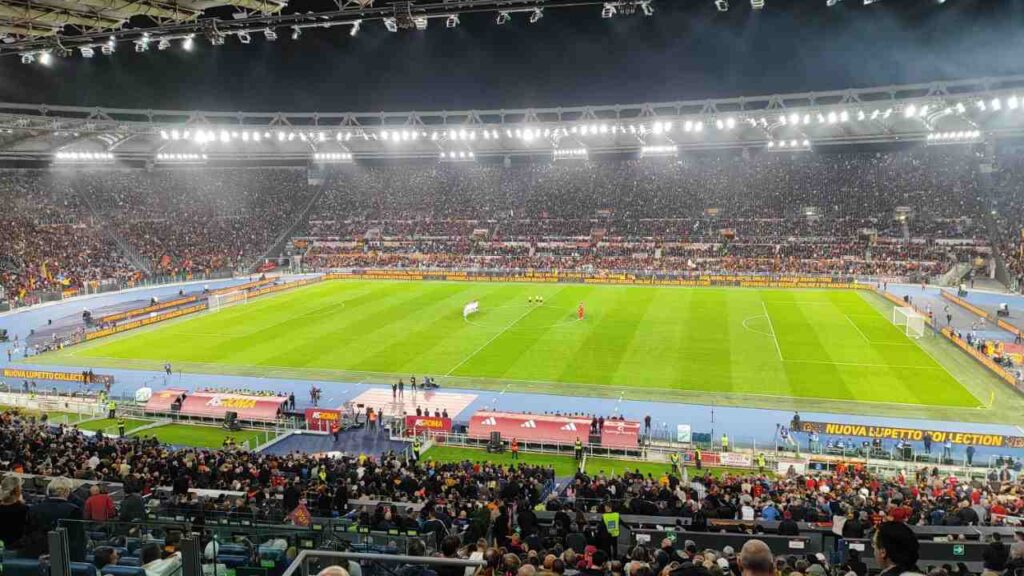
top-left (208, 290), bottom-right (248, 313)
top-left (892, 307), bottom-right (926, 338)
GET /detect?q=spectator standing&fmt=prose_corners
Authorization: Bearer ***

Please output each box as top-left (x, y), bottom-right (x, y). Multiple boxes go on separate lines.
top-left (0, 476), bottom-right (28, 548)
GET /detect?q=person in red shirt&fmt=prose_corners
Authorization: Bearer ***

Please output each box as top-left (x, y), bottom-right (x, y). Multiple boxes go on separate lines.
top-left (511, 438), bottom-right (520, 460)
top-left (83, 485), bottom-right (116, 522)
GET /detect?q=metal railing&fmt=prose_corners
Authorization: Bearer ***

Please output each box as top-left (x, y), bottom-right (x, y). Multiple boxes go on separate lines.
top-left (283, 551), bottom-right (485, 576)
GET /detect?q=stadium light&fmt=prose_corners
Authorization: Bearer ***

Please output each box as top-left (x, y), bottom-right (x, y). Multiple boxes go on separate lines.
top-left (1009, 95), bottom-right (1019, 110)
top-left (351, 20), bottom-right (362, 36)
top-left (554, 148), bottom-right (588, 160)
top-left (413, 17), bottom-right (428, 30)
top-left (157, 39), bottom-right (171, 50)
top-left (530, 8), bottom-right (544, 22)
top-left (641, 145), bottom-right (678, 157)
top-left (264, 28), bottom-right (278, 41)
top-left (238, 32), bottom-right (252, 44)
top-left (640, 1), bottom-right (655, 16)
top-left (903, 104), bottom-right (917, 118)
top-left (751, 0), bottom-right (765, 9)
top-left (384, 17), bottom-right (399, 32)
top-left (992, 97), bottom-right (1002, 111)
top-left (39, 51), bottom-right (52, 66)
top-left (715, 0), bottom-right (729, 11)
top-left (863, 0), bottom-right (880, 4)
top-left (496, 11), bottom-right (510, 24)
top-left (183, 36), bottom-right (194, 51)
top-left (79, 46), bottom-right (95, 58)
top-left (446, 14), bottom-right (460, 27)
top-left (826, 0), bottom-right (841, 5)
top-left (601, 3), bottom-right (617, 18)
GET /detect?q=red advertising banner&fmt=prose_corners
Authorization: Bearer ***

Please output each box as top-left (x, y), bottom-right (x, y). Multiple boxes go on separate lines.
top-left (601, 419), bottom-right (641, 449)
top-left (404, 415), bottom-right (453, 434)
top-left (468, 411), bottom-right (591, 445)
top-left (179, 391), bottom-right (287, 421)
top-left (144, 388), bottom-right (188, 412)
top-left (305, 408), bottom-right (342, 432)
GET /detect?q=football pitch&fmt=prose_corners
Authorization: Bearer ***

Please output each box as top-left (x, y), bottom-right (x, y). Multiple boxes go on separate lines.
top-left (41, 280), bottom-right (1000, 416)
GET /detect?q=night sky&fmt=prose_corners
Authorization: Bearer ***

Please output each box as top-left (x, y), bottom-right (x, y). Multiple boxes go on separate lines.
top-left (1, 0), bottom-right (1022, 112)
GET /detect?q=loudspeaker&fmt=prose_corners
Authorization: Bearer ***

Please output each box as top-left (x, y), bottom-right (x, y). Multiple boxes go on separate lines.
top-left (487, 431), bottom-right (503, 453)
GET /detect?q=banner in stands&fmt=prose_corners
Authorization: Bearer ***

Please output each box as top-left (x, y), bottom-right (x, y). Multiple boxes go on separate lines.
top-left (96, 295), bottom-right (198, 324)
top-left (144, 388), bottom-right (188, 412)
top-left (180, 391), bottom-right (288, 421)
top-left (797, 420), bottom-right (1024, 449)
top-left (2, 367), bottom-right (114, 385)
top-left (469, 411), bottom-right (590, 444)
top-left (405, 415), bottom-right (453, 434)
top-left (328, 270), bottom-right (866, 290)
top-left (719, 452), bottom-right (753, 467)
top-left (305, 408), bottom-right (342, 432)
top-left (209, 278), bottom-right (273, 295)
top-left (601, 419), bottom-right (641, 449)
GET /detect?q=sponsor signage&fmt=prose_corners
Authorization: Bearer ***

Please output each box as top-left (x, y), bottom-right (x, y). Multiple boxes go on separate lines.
top-left (96, 295), bottom-right (197, 324)
top-left (719, 452), bottom-right (753, 467)
top-left (144, 388), bottom-right (188, 412)
top-left (2, 367), bottom-right (114, 385)
top-left (798, 421), bottom-right (1024, 449)
top-left (601, 419), bottom-right (641, 449)
top-left (468, 411), bottom-right (640, 447)
top-left (86, 303), bottom-right (207, 340)
top-left (144, 389), bottom-right (285, 421)
top-left (306, 408), bottom-right (342, 432)
top-left (404, 415), bottom-right (453, 433)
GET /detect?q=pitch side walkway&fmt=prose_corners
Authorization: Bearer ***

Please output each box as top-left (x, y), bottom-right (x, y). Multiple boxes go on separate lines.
top-left (3, 280), bottom-right (1024, 461)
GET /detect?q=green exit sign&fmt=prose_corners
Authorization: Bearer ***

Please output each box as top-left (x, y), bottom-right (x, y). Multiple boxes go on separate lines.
top-left (952, 545), bottom-right (965, 557)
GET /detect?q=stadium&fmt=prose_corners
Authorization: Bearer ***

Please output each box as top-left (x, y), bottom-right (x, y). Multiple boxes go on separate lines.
top-left (2, 2), bottom-right (1024, 576)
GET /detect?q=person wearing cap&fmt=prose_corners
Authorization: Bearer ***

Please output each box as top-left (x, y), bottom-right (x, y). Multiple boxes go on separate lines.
top-left (872, 521), bottom-right (923, 576)
top-left (778, 510), bottom-right (799, 536)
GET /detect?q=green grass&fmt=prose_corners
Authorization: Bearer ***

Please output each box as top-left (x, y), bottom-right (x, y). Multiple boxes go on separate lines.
top-left (423, 445), bottom-right (580, 476)
top-left (130, 423), bottom-right (271, 449)
top-left (76, 418), bottom-right (152, 435)
top-left (37, 279), bottom-right (1019, 421)
top-left (584, 457), bottom-right (749, 479)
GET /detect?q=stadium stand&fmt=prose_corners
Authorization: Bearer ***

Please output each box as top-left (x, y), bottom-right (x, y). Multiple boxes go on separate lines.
top-left (298, 148), bottom-right (991, 279)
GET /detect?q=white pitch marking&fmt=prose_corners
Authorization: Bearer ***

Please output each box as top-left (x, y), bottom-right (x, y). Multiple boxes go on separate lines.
top-left (844, 314), bottom-right (872, 343)
top-left (762, 301), bottom-right (784, 361)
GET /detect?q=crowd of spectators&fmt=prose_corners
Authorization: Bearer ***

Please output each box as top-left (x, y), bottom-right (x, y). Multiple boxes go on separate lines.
top-left (301, 148), bottom-right (991, 279)
top-left (0, 168), bottom-right (314, 304)
top-left (0, 146), bottom-right (1011, 304)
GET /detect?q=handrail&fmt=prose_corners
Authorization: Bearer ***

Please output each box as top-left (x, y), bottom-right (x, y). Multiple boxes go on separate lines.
top-left (282, 550), bottom-right (485, 576)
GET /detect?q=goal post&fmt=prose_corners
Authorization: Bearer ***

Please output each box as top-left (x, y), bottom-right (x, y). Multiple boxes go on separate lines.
top-left (892, 307), bottom-right (926, 338)
top-left (208, 290), bottom-right (248, 313)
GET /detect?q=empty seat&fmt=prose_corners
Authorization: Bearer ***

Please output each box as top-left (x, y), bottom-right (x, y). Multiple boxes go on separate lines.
top-left (101, 566), bottom-right (147, 576)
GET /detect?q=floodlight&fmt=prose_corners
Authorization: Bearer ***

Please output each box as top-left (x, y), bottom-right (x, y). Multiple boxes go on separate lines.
top-left (39, 51), bottom-right (52, 65)
top-left (530, 8), bottom-right (543, 23)
top-left (384, 17), bottom-right (398, 32)
top-left (80, 47), bottom-right (95, 58)
top-left (602, 3), bottom-right (617, 17)
top-left (264, 28), bottom-right (278, 41)
top-left (496, 11), bottom-right (510, 24)
top-left (238, 32), bottom-right (252, 44)
top-left (183, 36), bottom-right (194, 50)
top-left (446, 14), bottom-right (460, 27)
top-left (715, 0), bottom-right (729, 11)
top-left (351, 20), bottom-right (361, 36)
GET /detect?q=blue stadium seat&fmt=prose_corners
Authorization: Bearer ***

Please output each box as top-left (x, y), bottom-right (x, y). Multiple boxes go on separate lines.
top-left (71, 562), bottom-right (99, 576)
top-left (2, 558), bottom-right (41, 576)
top-left (101, 566), bottom-right (147, 576)
top-left (217, 544), bottom-right (247, 556)
top-left (217, 554), bottom-right (249, 568)
top-left (118, 557), bottom-right (141, 567)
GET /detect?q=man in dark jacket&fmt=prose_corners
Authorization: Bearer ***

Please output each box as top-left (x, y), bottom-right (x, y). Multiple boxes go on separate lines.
top-left (777, 511), bottom-right (800, 536)
top-left (983, 533), bottom-right (1009, 573)
top-left (24, 477), bottom-right (84, 560)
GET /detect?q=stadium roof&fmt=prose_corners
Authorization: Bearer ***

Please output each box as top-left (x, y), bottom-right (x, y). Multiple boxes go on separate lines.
top-left (2, 74), bottom-right (1024, 164)
top-left (0, 1), bottom-right (286, 45)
